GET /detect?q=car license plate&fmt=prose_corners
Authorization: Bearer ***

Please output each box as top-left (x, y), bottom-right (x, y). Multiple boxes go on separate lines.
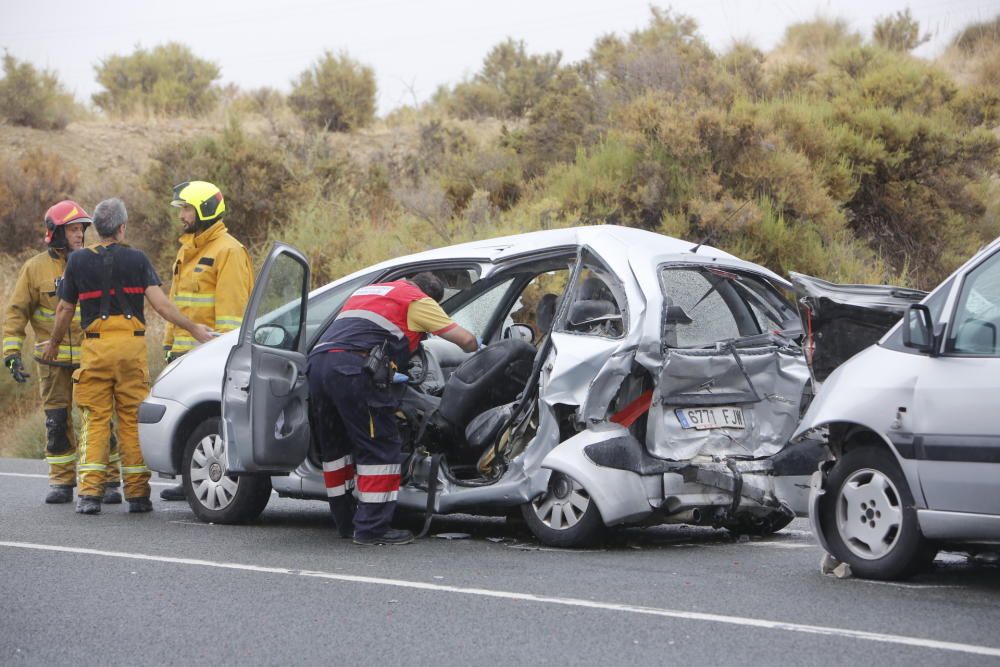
top-left (674, 406), bottom-right (746, 430)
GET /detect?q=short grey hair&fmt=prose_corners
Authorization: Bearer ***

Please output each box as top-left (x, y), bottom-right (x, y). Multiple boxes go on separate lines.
top-left (92, 198), bottom-right (128, 238)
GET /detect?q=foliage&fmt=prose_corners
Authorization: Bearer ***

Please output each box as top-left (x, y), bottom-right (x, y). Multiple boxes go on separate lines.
top-left (288, 51), bottom-right (376, 132)
top-left (0, 53), bottom-right (80, 130)
top-left (447, 39), bottom-right (561, 119)
top-left (137, 121), bottom-right (312, 261)
top-left (873, 9), bottom-right (929, 52)
top-left (92, 43), bottom-right (221, 117)
top-left (0, 148), bottom-right (79, 255)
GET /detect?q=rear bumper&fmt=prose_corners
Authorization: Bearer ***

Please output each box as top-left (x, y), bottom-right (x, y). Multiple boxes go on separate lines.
top-left (138, 396), bottom-right (187, 475)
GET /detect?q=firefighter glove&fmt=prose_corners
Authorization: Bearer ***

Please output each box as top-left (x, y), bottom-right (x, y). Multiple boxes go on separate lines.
top-left (4, 354), bottom-right (29, 383)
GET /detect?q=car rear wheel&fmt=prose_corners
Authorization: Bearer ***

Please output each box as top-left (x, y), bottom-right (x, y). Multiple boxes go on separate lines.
top-left (818, 446), bottom-right (936, 580)
top-left (182, 416), bottom-right (271, 524)
top-left (522, 472), bottom-right (605, 547)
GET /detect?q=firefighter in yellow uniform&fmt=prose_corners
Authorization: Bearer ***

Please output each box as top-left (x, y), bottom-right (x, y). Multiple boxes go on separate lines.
top-left (160, 181), bottom-right (253, 501)
top-left (43, 198), bottom-right (213, 514)
top-left (2, 201), bottom-right (122, 504)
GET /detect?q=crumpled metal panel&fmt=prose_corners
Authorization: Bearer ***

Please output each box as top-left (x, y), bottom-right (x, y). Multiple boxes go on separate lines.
top-left (648, 345), bottom-right (809, 460)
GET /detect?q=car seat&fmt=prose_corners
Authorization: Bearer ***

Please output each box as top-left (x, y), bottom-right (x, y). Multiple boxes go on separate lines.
top-left (428, 338), bottom-right (536, 459)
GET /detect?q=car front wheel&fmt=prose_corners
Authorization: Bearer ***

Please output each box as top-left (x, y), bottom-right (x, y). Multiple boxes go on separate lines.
top-left (522, 472), bottom-right (605, 548)
top-left (182, 416), bottom-right (271, 524)
top-left (817, 446), bottom-right (935, 580)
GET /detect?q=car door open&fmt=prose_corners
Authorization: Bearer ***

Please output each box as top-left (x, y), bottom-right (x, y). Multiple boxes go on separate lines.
top-left (223, 243), bottom-right (311, 474)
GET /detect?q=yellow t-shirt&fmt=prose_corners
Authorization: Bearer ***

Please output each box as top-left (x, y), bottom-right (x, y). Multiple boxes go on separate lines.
top-left (406, 297), bottom-right (457, 334)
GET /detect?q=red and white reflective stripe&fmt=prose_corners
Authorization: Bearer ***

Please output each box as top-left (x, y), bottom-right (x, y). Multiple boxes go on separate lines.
top-left (355, 463), bottom-right (401, 503)
top-left (322, 456), bottom-right (355, 497)
top-left (352, 285), bottom-right (395, 297)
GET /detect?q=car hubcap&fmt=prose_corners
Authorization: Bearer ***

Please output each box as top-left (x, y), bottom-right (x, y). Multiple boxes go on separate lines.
top-left (532, 473), bottom-right (590, 531)
top-left (835, 468), bottom-right (903, 560)
top-left (188, 433), bottom-right (238, 510)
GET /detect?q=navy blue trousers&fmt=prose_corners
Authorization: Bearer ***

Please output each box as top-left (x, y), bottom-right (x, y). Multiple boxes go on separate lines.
top-left (307, 351), bottom-right (405, 539)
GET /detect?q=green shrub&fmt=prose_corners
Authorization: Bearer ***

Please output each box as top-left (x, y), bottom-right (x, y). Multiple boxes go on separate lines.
top-left (137, 121), bottom-right (308, 262)
top-left (0, 148), bottom-right (79, 255)
top-left (0, 53), bottom-right (80, 130)
top-left (873, 9), bottom-right (929, 52)
top-left (777, 18), bottom-right (862, 64)
top-left (288, 51), bottom-right (376, 132)
top-left (93, 43), bottom-right (221, 117)
top-left (447, 39), bottom-right (561, 119)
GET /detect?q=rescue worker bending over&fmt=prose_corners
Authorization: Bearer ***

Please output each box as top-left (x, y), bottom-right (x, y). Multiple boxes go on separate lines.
top-left (43, 198), bottom-right (213, 515)
top-left (308, 272), bottom-right (477, 545)
top-left (160, 180), bottom-right (253, 502)
top-left (2, 201), bottom-right (123, 504)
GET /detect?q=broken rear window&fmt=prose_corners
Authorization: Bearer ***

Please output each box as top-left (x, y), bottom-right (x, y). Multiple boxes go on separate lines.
top-left (660, 266), bottom-right (798, 348)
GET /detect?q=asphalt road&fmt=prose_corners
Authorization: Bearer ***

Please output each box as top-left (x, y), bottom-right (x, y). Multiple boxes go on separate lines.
top-left (2, 456), bottom-right (999, 666)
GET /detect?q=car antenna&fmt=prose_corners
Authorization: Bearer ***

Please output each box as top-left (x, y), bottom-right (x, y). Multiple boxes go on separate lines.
top-left (689, 200), bottom-right (750, 253)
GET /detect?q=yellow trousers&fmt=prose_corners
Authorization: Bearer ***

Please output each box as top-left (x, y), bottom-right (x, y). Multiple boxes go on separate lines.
top-left (38, 363), bottom-right (121, 487)
top-left (73, 316), bottom-right (151, 499)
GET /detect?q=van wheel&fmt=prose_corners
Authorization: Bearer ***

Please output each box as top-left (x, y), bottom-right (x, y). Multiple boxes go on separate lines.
top-left (522, 472), bottom-right (605, 547)
top-left (183, 416), bottom-right (271, 524)
top-left (817, 446), bottom-right (936, 580)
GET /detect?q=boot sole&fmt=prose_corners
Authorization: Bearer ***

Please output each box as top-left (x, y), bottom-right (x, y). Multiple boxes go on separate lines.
top-left (352, 536), bottom-right (414, 546)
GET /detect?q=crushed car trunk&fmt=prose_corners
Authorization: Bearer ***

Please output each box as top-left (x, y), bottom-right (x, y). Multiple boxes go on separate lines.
top-left (790, 272), bottom-right (926, 383)
top-left (647, 342), bottom-right (810, 461)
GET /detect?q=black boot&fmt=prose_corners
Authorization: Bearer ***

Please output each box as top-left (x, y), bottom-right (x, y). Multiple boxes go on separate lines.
top-left (353, 528), bottom-right (414, 546)
top-left (128, 497), bottom-right (153, 513)
top-left (75, 495), bottom-right (102, 515)
top-left (103, 484), bottom-right (123, 504)
top-left (159, 483), bottom-right (186, 501)
top-left (45, 485), bottom-right (73, 504)
top-left (329, 496), bottom-right (356, 538)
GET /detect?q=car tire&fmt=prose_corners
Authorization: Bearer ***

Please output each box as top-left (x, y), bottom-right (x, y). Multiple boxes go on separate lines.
top-left (522, 472), bottom-right (605, 548)
top-left (818, 446), bottom-right (936, 580)
top-left (182, 416), bottom-right (271, 524)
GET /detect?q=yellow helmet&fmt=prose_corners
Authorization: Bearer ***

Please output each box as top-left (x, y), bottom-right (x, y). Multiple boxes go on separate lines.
top-left (170, 181), bottom-right (226, 223)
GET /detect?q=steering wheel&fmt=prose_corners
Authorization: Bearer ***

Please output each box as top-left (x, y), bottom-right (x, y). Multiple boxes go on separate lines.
top-left (406, 343), bottom-right (429, 385)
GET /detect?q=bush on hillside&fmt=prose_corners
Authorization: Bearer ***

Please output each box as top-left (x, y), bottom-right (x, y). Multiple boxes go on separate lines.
top-left (447, 39), bottom-right (561, 119)
top-left (93, 43), bottom-right (220, 117)
top-left (288, 51), bottom-right (376, 132)
top-left (775, 18), bottom-right (862, 66)
top-left (137, 122), bottom-right (309, 259)
top-left (0, 53), bottom-right (80, 130)
top-left (0, 148), bottom-right (79, 254)
top-left (587, 9), bottom-right (722, 106)
top-left (873, 9), bottom-right (929, 52)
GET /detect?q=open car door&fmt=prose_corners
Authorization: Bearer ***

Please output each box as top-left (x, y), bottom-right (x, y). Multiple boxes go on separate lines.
top-left (223, 243), bottom-right (311, 474)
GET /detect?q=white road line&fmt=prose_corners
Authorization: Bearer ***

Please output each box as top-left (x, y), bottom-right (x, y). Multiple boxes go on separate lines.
top-left (1, 540), bottom-right (998, 659)
top-left (0, 472), bottom-right (173, 487)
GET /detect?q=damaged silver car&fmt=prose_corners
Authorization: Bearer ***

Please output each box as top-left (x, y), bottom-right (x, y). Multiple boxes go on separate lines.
top-left (793, 240), bottom-right (1000, 579)
top-left (140, 225), bottom-right (819, 546)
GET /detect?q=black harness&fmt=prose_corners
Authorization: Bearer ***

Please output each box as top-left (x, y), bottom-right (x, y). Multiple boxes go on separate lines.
top-left (96, 245), bottom-right (134, 321)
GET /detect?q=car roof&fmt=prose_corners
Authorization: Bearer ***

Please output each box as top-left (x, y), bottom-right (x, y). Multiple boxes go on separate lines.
top-left (309, 224), bottom-right (792, 298)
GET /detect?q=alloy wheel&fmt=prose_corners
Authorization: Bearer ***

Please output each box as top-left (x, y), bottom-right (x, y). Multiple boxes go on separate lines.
top-left (835, 467), bottom-right (904, 560)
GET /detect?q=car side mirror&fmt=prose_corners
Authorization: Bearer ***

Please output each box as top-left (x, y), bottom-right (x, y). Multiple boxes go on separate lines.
top-left (902, 304), bottom-right (937, 355)
top-left (504, 323), bottom-right (535, 343)
top-left (665, 305), bottom-right (693, 325)
top-left (254, 324), bottom-right (291, 349)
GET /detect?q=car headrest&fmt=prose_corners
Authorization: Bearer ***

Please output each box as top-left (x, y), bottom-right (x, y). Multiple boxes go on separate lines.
top-left (568, 299), bottom-right (616, 327)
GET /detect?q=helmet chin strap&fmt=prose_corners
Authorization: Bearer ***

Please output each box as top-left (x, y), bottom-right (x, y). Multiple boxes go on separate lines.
top-left (186, 218), bottom-right (217, 235)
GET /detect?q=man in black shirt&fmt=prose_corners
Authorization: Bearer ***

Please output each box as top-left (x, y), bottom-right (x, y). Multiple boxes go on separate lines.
top-left (44, 198), bottom-right (213, 515)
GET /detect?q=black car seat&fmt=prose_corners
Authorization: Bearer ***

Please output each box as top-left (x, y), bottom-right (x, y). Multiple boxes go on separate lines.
top-left (430, 338), bottom-right (536, 459)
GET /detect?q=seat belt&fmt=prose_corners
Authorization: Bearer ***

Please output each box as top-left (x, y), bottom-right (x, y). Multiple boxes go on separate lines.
top-left (416, 453), bottom-right (442, 539)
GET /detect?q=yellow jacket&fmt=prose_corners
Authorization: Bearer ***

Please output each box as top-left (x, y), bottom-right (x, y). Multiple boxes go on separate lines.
top-left (164, 221), bottom-right (253, 357)
top-left (2, 250), bottom-right (84, 365)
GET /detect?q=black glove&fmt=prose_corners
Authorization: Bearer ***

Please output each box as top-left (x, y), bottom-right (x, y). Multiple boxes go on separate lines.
top-left (4, 354), bottom-right (29, 383)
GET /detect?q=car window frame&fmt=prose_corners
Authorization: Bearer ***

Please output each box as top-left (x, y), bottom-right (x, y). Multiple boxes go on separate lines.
top-left (942, 248), bottom-right (1000, 358)
top-left (555, 247), bottom-right (628, 340)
